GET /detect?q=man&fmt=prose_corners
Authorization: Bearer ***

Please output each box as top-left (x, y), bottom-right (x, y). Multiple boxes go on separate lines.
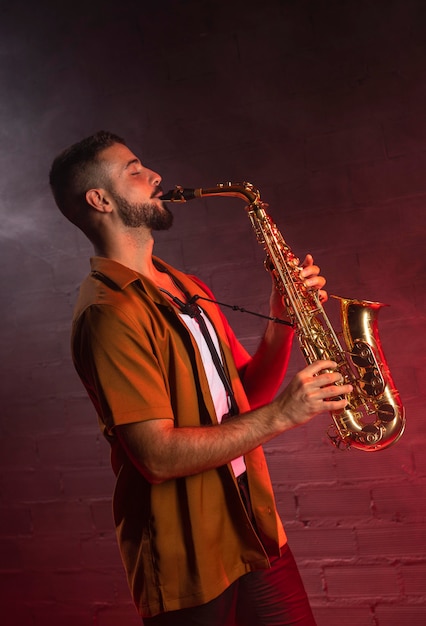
top-left (49, 131), bottom-right (351, 625)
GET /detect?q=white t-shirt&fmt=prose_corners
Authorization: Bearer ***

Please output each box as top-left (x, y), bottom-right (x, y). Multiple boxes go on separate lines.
top-left (179, 310), bottom-right (246, 478)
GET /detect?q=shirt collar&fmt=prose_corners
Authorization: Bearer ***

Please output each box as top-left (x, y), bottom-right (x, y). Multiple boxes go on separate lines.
top-left (88, 256), bottom-right (195, 305)
top-left (89, 257), bottom-right (143, 290)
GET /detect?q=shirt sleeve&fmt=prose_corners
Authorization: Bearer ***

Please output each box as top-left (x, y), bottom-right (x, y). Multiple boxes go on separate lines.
top-left (72, 303), bottom-right (175, 434)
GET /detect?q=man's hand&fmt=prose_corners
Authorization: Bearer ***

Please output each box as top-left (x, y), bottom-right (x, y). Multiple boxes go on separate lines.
top-left (269, 252), bottom-right (328, 321)
top-left (273, 359), bottom-right (352, 428)
top-left (300, 253), bottom-right (328, 303)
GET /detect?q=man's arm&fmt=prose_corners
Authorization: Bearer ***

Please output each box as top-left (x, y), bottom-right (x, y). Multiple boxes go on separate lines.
top-left (115, 359), bottom-right (352, 484)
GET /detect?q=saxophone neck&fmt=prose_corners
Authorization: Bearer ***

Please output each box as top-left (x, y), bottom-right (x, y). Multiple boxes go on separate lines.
top-left (160, 182), bottom-right (261, 205)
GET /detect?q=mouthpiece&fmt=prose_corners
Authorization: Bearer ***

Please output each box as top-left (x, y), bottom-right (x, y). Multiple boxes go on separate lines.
top-left (160, 186), bottom-right (199, 202)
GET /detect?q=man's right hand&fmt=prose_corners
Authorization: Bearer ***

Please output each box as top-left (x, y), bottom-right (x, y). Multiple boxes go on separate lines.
top-left (273, 359), bottom-right (353, 429)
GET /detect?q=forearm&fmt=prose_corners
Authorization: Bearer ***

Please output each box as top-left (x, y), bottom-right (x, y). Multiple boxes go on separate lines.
top-left (241, 321), bottom-right (295, 408)
top-left (118, 402), bottom-right (286, 484)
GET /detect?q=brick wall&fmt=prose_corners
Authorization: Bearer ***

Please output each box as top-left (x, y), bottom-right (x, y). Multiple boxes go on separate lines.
top-left (1, 1), bottom-right (425, 624)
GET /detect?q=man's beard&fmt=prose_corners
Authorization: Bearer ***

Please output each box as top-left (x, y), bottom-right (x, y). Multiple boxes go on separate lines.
top-left (112, 192), bottom-right (174, 230)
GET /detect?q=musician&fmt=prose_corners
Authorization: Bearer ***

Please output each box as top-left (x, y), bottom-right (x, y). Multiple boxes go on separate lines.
top-left (49, 130), bottom-right (352, 626)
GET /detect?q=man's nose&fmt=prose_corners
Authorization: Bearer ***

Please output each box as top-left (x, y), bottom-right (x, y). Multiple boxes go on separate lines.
top-left (149, 170), bottom-right (162, 186)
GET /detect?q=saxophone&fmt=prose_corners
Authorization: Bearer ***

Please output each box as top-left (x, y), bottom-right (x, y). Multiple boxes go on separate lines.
top-left (160, 182), bottom-right (406, 451)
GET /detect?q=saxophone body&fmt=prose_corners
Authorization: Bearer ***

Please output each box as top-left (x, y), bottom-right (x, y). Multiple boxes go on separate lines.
top-left (161, 183), bottom-right (406, 451)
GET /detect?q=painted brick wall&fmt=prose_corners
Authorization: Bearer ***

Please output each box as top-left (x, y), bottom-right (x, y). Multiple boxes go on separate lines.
top-left (1, 1), bottom-right (425, 625)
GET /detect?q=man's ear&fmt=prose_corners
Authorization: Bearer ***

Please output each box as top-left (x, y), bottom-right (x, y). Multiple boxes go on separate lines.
top-left (86, 188), bottom-right (112, 213)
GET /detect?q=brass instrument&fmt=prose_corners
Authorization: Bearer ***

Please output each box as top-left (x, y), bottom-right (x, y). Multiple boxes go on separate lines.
top-left (161, 183), bottom-right (406, 451)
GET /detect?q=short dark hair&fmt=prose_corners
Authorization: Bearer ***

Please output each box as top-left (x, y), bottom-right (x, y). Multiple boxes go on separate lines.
top-left (49, 130), bottom-right (126, 222)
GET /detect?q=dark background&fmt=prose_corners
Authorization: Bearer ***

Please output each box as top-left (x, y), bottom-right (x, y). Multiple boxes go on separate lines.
top-left (1, 1), bottom-right (425, 625)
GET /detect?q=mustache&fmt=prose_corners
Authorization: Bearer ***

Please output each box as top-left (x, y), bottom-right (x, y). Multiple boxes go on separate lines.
top-left (151, 186), bottom-right (164, 199)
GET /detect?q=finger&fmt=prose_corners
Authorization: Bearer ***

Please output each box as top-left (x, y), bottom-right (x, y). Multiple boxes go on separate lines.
top-left (304, 359), bottom-right (351, 386)
top-left (300, 255), bottom-right (320, 277)
top-left (322, 395), bottom-right (352, 411)
top-left (300, 253), bottom-right (314, 268)
top-left (310, 373), bottom-right (348, 395)
top-left (305, 274), bottom-right (326, 289)
top-left (304, 360), bottom-right (338, 376)
top-left (318, 289), bottom-right (328, 303)
top-left (321, 382), bottom-right (353, 397)
top-left (303, 382), bottom-right (352, 415)
top-left (302, 264), bottom-right (320, 279)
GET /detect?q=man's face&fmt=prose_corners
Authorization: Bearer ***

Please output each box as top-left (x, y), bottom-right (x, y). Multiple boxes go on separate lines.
top-left (100, 142), bottom-right (173, 230)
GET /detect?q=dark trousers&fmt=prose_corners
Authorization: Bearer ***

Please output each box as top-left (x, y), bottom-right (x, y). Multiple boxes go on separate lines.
top-left (142, 543), bottom-right (317, 626)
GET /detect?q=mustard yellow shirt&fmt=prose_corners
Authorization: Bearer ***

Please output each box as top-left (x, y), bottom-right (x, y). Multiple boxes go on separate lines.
top-left (71, 256), bottom-right (286, 618)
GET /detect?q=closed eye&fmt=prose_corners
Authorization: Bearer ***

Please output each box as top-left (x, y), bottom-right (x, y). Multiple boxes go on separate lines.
top-left (124, 158), bottom-right (143, 176)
